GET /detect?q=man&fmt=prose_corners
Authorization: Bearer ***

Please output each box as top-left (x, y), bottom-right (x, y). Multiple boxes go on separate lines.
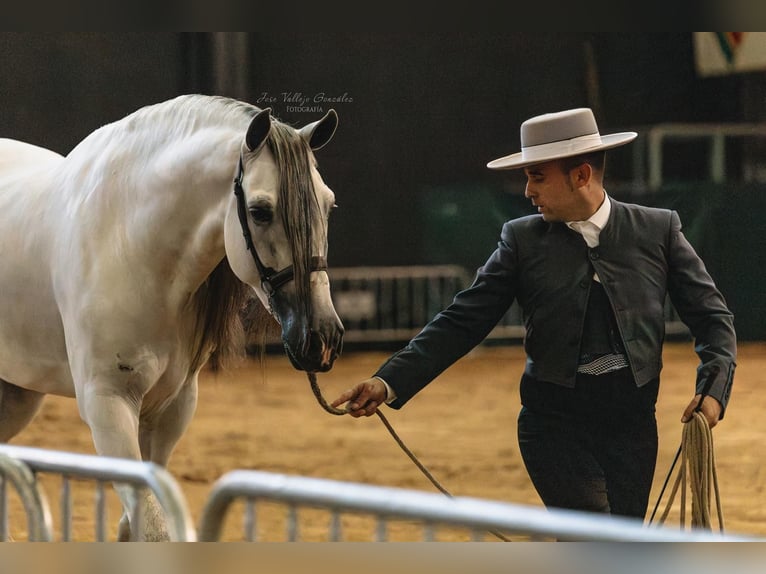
top-left (331, 108), bottom-right (736, 519)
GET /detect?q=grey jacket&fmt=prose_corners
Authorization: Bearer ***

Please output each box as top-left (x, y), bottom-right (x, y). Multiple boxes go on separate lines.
top-left (377, 199), bottom-right (736, 416)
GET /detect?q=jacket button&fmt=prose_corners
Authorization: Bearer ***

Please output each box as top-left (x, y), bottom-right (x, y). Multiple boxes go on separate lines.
top-left (579, 280), bottom-right (589, 288)
top-left (589, 251), bottom-right (599, 260)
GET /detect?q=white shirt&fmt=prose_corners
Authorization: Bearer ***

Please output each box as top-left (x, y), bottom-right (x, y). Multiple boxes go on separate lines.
top-left (382, 193), bottom-right (613, 405)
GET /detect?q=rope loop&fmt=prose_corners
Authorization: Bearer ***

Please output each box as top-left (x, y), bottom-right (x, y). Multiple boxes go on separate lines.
top-left (649, 411), bottom-right (724, 533)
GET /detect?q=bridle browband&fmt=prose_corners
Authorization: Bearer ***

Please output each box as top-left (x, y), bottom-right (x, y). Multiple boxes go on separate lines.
top-left (233, 155), bottom-right (327, 307)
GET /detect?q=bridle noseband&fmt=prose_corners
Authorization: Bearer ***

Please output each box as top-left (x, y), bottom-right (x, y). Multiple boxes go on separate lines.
top-left (233, 155), bottom-right (327, 308)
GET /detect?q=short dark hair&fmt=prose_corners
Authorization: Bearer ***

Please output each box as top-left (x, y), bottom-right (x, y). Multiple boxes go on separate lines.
top-left (560, 150), bottom-right (606, 174)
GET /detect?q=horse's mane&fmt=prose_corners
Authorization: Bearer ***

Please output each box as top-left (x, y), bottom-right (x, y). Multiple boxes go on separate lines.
top-left (162, 95), bottom-right (319, 374)
top-left (125, 94), bottom-right (261, 141)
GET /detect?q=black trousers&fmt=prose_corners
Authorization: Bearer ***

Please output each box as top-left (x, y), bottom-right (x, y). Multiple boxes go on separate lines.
top-left (517, 369), bottom-right (659, 519)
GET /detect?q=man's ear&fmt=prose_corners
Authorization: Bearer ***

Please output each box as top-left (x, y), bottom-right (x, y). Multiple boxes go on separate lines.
top-left (572, 162), bottom-right (593, 187)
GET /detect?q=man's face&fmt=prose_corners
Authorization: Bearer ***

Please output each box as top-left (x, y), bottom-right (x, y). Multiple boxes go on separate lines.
top-left (523, 160), bottom-right (582, 222)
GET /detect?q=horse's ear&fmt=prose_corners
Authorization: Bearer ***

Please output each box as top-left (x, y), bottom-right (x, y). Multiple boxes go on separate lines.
top-left (245, 108), bottom-right (272, 152)
top-left (299, 109), bottom-right (338, 151)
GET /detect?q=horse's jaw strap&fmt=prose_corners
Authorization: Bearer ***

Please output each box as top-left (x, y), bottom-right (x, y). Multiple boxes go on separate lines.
top-left (233, 155), bottom-right (327, 300)
top-left (261, 256), bottom-right (328, 295)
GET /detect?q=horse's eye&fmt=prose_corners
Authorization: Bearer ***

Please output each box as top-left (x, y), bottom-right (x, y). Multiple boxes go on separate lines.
top-left (249, 206), bottom-right (273, 225)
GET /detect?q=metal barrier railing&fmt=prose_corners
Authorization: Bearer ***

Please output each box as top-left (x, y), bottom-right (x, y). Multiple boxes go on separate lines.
top-left (0, 448), bottom-right (754, 541)
top-left (632, 122), bottom-right (766, 190)
top-left (0, 453), bottom-right (53, 541)
top-left (0, 444), bottom-right (196, 541)
top-left (197, 470), bottom-right (751, 542)
top-left (328, 265), bottom-right (475, 343)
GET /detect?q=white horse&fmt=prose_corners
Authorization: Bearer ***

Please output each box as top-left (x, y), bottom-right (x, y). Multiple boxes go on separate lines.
top-left (0, 94), bottom-right (344, 540)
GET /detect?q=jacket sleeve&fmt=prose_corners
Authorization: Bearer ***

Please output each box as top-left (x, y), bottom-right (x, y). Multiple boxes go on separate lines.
top-left (665, 210), bottom-right (737, 417)
top-left (376, 222), bottom-right (519, 408)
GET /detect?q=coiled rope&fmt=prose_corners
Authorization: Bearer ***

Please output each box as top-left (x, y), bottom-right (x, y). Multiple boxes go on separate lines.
top-left (648, 411), bottom-right (724, 532)
top-left (308, 372), bottom-right (512, 541)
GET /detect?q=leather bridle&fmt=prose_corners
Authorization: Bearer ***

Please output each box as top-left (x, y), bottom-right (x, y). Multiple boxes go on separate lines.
top-left (233, 155), bottom-right (327, 309)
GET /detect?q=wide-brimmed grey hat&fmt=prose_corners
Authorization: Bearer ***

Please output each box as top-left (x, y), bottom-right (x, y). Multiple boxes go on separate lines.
top-left (487, 107), bottom-right (637, 170)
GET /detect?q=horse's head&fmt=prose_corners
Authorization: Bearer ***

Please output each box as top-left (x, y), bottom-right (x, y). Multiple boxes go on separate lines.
top-left (224, 108), bottom-right (344, 372)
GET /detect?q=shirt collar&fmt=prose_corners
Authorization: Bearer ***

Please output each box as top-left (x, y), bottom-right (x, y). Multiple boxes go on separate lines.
top-left (566, 192), bottom-right (611, 231)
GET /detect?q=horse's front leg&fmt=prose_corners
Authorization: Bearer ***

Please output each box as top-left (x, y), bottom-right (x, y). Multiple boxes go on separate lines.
top-left (78, 379), bottom-right (170, 541)
top-left (140, 374), bottom-right (199, 467)
top-left (116, 375), bottom-right (200, 540)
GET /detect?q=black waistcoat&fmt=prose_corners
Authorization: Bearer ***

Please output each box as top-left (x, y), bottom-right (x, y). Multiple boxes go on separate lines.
top-left (579, 278), bottom-right (626, 358)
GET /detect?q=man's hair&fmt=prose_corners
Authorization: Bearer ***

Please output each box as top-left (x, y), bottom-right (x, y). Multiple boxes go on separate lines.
top-left (560, 150), bottom-right (606, 175)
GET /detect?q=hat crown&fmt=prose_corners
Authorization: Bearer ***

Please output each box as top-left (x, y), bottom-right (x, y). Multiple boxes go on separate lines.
top-left (521, 108), bottom-right (599, 148)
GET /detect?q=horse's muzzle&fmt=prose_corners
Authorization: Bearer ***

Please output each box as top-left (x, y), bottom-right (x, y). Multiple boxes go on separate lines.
top-left (283, 324), bottom-right (344, 372)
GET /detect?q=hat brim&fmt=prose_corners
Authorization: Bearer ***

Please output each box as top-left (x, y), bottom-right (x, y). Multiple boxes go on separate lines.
top-left (486, 132), bottom-right (638, 170)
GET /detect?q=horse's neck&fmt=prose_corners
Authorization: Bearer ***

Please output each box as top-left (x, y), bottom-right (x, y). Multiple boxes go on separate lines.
top-left (63, 126), bottom-right (240, 297)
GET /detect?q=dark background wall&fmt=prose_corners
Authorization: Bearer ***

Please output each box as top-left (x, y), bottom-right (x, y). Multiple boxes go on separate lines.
top-left (1, 33), bottom-right (763, 337)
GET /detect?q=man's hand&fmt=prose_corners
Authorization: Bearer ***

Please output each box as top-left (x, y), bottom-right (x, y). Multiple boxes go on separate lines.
top-left (681, 394), bottom-right (722, 429)
top-left (330, 377), bottom-right (388, 418)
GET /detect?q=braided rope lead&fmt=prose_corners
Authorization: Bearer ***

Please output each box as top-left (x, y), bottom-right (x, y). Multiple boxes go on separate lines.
top-left (308, 372), bottom-right (512, 542)
top-left (649, 411), bottom-right (724, 533)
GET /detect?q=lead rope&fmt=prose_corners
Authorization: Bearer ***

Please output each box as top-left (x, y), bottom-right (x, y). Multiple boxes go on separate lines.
top-left (308, 372), bottom-right (512, 542)
top-left (648, 411), bottom-right (724, 533)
